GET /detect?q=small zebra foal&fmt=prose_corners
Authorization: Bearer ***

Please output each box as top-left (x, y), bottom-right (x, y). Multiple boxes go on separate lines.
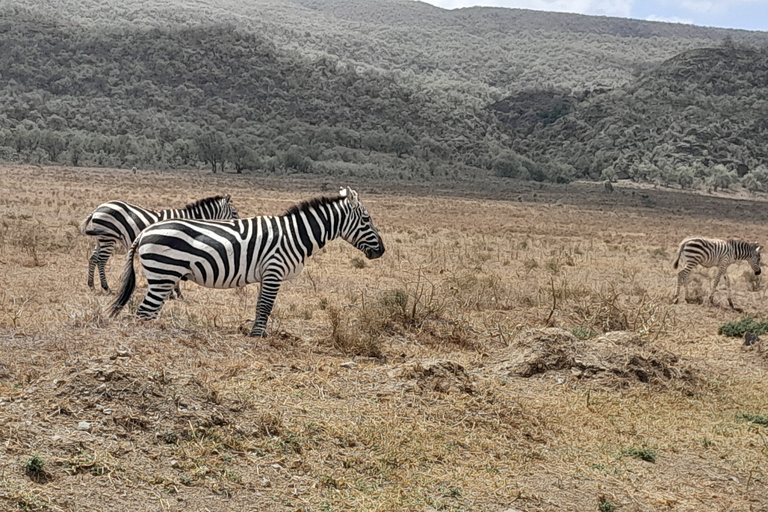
top-left (81, 195), bottom-right (239, 293)
top-left (672, 236), bottom-right (762, 308)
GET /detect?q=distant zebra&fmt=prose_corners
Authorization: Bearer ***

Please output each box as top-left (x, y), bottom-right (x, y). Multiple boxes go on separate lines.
top-left (81, 195), bottom-right (239, 293)
top-left (109, 188), bottom-right (385, 337)
top-left (672, 236), bottom-right (762, 308)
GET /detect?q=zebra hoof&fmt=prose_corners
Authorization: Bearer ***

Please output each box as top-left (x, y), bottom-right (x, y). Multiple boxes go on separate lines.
top-left (248, 330), bottom-right (267, 338)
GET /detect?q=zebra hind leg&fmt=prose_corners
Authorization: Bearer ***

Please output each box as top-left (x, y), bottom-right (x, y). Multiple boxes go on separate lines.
top-left (98, 241), bottom-right (117, 292)
top-left (87, 241), bottom-right (114, 292)
top-left (136, 283), bottom-right (177, 320)
top-left (87, 244), bottom-right (99, 289)
top-left (673, 268), bottom-right (691, 304)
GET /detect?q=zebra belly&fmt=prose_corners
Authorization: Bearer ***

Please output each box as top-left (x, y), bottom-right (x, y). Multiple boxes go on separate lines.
top-left (140, 237), bottom-right (246, 290)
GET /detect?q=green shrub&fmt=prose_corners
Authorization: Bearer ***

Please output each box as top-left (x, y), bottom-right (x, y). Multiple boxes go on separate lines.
top-left (738, 413), bottom-right (768, 427)
top-left (24, 455), bottom-right (46, 475)
top-left (717, 317), bottom-right (768, 337)
top-left (572, 327), bottom-right (597, 339)
top-left (621, 447), bottom-right (656, 463)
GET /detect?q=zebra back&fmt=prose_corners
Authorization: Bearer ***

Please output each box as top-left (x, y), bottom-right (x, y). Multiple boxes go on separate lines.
top-left (674, 236), bottom-right (761, 269)
top-left (159, 195), bottom-right (239, 221)
top-left (82, 195), bottom-right (238, 244)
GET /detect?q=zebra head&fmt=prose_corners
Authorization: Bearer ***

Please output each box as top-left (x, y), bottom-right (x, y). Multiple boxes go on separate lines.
top-left (339, 187), bottom-right (385, 260)
top-left (219, 194), bottom-right (240, 219)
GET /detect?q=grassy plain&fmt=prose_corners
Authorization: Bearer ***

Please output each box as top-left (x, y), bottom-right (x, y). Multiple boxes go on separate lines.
top-left (1, 164), bottom-right (767, 511)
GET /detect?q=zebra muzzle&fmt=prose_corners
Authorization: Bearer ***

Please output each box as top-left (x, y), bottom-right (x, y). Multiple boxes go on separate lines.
top-left (365, 245), bottom-right (386, 259)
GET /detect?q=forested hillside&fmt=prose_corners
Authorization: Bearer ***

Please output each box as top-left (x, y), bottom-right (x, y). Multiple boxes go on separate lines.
top-left (2, 0), bottom-right (768, 188)
top-left (494, 45), bottom-right (768, 190)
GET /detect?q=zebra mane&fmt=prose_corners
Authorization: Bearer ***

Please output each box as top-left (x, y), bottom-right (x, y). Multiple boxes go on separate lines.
top-left (183, 195), bottom-right (227, 211)
top-left (284, 194), bottom-right (344, 216)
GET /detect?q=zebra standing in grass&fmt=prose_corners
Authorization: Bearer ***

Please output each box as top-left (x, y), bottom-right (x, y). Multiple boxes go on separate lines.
top-left (81, 195), bottom-right (239, 293)
top-left (672, 236), bottom-right (762, 308)
top-left (109, 187), bottom-right (385, 337)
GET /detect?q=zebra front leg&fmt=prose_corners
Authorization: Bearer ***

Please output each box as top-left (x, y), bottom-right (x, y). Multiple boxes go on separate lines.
top-left (136, 282), bottom-right (177, 320)
top-left (722, 273), bottom-right (739, 310)
top-left (249, 278), bottom-right (282, 337)
top-left (709, 267), bottom-right (726, 306)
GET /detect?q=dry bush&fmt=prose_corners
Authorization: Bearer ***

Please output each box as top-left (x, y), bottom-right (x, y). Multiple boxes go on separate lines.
top-left (569, 286), bottom-right (674, 339)
top-left (327, 305), bottom-right (383, 358)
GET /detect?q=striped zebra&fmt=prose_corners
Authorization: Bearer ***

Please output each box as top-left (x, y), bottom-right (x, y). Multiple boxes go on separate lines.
top-left (81, 195), bottom-right (239, 293)
top-left (109, 187), bottom-right (385, 337)
top-left (672, 236), bottom-right (762, 308)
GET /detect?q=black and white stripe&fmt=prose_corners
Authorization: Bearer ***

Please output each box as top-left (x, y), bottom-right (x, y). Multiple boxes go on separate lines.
top-left (672, 236), bottom-right (762, 307)
top-left (81, 195), bottom-right (239, 292)
top-left (109, 187), bottom-right (385, 337)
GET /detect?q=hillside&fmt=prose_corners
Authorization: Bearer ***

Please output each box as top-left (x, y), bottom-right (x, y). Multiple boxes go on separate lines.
top-left (493, 45), bottom-right (768, 189)
top-left (1, 0), bottom-right (768, 187)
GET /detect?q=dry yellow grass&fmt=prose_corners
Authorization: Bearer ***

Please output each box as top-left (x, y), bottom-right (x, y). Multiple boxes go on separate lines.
top-left (1, 164), bottom-right (767, 511)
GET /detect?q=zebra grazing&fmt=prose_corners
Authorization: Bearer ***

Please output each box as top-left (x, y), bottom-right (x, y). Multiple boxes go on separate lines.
top-left (109, 187), bottom-right (385, 337)
top-left (81, 195), bottom-right (239, 293)
top-left (672, 236), bottom-right (762, 308)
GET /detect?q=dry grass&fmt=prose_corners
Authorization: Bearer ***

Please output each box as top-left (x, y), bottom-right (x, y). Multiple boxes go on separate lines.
top-left (1, 164), bottom-right (768, 511)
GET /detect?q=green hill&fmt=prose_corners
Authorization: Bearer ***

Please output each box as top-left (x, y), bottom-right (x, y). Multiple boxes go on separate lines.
top-left (2, 0), bottom-right (768, 187)
top-left (493, 45), bottom-right (768, 189)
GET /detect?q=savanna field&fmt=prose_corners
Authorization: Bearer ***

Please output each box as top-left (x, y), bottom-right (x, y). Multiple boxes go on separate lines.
top-left (1, 164), bottom-right (767, 512)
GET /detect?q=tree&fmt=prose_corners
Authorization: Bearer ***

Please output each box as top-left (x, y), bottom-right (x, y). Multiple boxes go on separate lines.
top-left (39, 130), bottom-right (67, 162)
top-left (707, 164), bottom-right (737, 191)
top-left (195, 132), bottom-right (228, 173)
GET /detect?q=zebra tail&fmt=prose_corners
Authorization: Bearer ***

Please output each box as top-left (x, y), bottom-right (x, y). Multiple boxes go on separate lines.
top-left (110, 239), bottom-right (139, 318)
top-left (672, 241), bottom-right (685, 269)
top-left (79, 213), bottom-right (94, 235)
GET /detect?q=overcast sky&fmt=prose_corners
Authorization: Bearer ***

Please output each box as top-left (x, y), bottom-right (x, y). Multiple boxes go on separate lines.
top-left (419, 0), bottom-right (768, 32)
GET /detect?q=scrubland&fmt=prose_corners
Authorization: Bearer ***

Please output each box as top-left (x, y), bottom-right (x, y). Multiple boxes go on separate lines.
top-left (1, 164), bottom-right (767, 511)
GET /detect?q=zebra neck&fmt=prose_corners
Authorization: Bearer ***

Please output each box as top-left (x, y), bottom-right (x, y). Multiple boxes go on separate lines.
top-left (730, 240), bottom-right (755, 259)
top-left (159, 209), bottom-right (185, 220)
top-left (285, 200), bottom-right (348, 252)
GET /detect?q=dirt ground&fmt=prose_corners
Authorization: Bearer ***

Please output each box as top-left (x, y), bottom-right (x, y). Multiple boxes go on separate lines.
top-left (1, 164), bottom-right (767, 511)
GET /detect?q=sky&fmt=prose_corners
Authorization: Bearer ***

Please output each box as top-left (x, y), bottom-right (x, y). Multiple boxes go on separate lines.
top-left (419, 0), bottom-right (768, 32)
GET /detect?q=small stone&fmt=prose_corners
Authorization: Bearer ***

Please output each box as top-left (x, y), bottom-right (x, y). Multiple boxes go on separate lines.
top-left (102, 408), bottom-right (114, 415)
top-left (340, 361), bottom-right (357, 369)
top-left (77, 421), bottom-right (93, 431)
top-left (170, 460), bottom-right (179, 468)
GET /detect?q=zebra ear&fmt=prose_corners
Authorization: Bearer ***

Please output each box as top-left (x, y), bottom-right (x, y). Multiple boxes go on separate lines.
top-left (347, 188), bottom-right (360, 208)
top-left (339, 187), bottom-right (348, 198)
top-left (223, 194), bottom-right (231, 201)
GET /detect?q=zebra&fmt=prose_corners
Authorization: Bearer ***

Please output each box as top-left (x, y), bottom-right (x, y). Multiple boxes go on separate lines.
top-left (80, 195), bottom-right (239, 293)
top-left (672, 236), bottom-right (762, 308)
top-left (109, 187), bottom-right (385, 337)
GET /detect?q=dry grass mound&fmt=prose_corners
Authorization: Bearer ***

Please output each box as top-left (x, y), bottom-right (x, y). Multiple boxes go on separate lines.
top-left (493, 328), bottom-right (700, 390)
top-left (21, 355), bottom-right (239, 447)
top-left (388, 359), bottom-right (476, 394)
